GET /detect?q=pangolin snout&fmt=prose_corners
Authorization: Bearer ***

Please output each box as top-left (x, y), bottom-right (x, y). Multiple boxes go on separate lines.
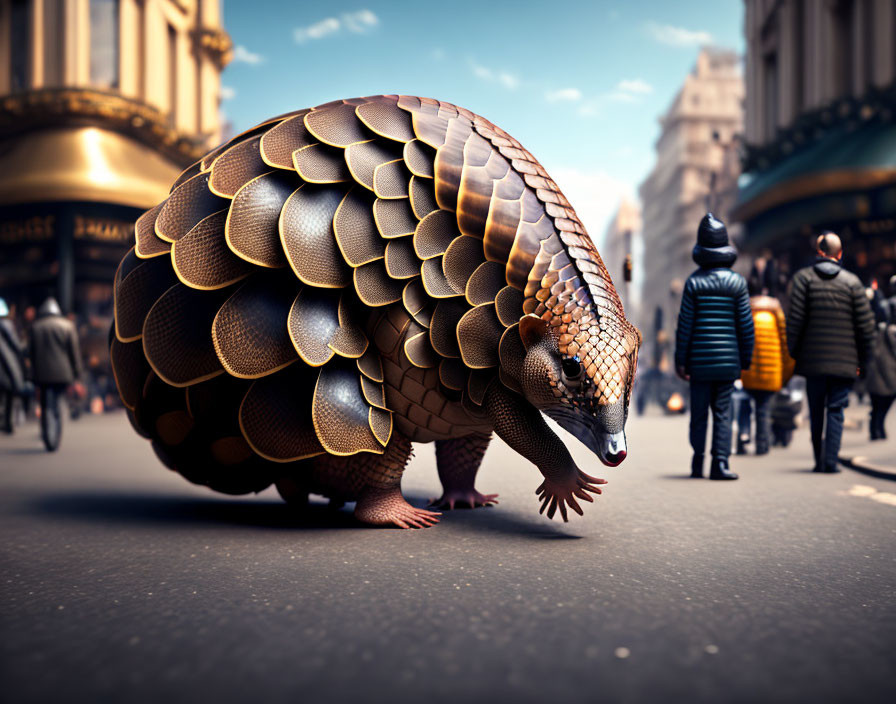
top-left (547, 409), bottom-right (627, 467)
top-left (599, 431), bottom-right (627, 467)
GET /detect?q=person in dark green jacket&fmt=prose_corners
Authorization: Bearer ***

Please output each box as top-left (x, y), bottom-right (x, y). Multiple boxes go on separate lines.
top-left (786, 233), bottom-right (876, 472)
top-left (675, 214), bottom-right (754, 480)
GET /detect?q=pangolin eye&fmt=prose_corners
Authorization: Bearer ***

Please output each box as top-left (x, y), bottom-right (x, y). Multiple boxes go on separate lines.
top-left (561, 356), bottom-right (583, 380)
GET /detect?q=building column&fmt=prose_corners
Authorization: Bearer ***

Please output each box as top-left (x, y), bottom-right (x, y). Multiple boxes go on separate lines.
top-left (56, 205), bottom-right (75, 315)
top-left (118, 0), bottom-right (139, 98)
top-left (804, 0), bottom-right (823, 110)
top-left (29, 0), bottom-right (45, 88)
top-left (0, 2), bottom-right (10, 94)
top-left (63, 0), bottom-right (89, 84)
top-left (777, 0), bottom-right (795, 129)
top-left (874, 0), bottom-right (895, 87)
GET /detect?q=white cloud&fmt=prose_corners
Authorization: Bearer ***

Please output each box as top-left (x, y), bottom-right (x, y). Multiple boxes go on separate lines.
top-left (545, 88), bottom-right (583, 103)
top-left (471, 62), bottom-right (492, 80)
top-left (577, 101), bottom-right (600, 117)
top-left (604, 78), bottom-right (654, 104)
top-left (498, 72), bottom-right (519, 90)
top-left (232, 45), bottom-right (264, 65)
top-left (469, 59), bottom-right (519, 90)
top-left (219, 85), bottom-right (236, 101)
top-left (294, 17), bottom-right (340, 42)
top-left (617, 79), bottom-right (652, 95)
top-left (342, 9), bottom-right (378, 33)
top-left (607, 91), bottom-right (638, 103)
top-left (293, 10), bottom-right (378, 43)
top-left (646, 22), bottom-right (712, 47)
top-left (547, 167), bottom-right (634, 242)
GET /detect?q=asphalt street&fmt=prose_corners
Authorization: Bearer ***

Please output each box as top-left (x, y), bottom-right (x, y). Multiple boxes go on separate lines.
top-left (1, 405), bottom-right (894, 704)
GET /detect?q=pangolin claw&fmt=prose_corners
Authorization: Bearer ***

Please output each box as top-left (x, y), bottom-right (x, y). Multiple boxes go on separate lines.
top-left (535, 470), bottom-right (607, 522)
top-left (428, 490), bottom-right (499, 510)
top-left (355, 486), bottom-right (441, 529)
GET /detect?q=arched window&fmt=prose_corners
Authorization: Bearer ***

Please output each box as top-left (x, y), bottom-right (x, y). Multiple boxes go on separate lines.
top-left (90, 0), bottom-right (119, 88)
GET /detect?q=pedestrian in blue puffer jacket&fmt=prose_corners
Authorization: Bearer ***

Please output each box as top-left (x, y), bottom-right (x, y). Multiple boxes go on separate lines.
top-left (675, 214), bottom-right (755, 480)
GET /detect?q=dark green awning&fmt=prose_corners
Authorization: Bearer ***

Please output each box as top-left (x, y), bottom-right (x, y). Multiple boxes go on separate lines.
top-left (734, 122), bottom-right (896, 223)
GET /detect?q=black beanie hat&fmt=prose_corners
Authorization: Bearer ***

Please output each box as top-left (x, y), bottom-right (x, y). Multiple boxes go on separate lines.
top-left (697, 213), bottom-right (729, 248)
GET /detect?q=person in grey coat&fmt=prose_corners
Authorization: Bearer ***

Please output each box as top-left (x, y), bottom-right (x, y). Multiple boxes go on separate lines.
top-left (0, 297), bottom-right (26, 433)
top-left (30, 297), bottom-right (83, 451)
top-left (786, 233), bottom-right (876, 472)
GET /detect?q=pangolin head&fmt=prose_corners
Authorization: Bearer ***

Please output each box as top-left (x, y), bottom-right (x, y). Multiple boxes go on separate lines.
top-left (516, 304), bottom-right (641, 467)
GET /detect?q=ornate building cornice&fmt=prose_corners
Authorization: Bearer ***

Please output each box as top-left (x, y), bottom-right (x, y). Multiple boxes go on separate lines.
top-left (0, 88), bottom-right (209, 166)
top-left (742, 83), bottom-right (896, 174)
top-left (192, 26), bottom-right (233, 70)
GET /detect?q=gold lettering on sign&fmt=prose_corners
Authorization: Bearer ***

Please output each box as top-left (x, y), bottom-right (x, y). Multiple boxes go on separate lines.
top-left (0, 216), bottom-right (55, 244)
top-left (74, 216), bottom-right (134, 243)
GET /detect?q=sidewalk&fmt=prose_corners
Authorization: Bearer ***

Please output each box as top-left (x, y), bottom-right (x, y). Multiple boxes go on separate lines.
top-left (839, 404), bottom-right (896, 480)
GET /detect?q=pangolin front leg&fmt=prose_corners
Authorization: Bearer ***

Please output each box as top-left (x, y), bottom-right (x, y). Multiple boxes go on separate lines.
top-left (351, 433), bottom-right (441, 529)
top-left (429, 433), bottom-right (498, 510)
top-left (484, 383), bottom-right (606, 521)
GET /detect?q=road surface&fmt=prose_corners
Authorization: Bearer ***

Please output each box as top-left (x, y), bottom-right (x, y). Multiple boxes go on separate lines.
top-left (1, 407), bottom-right (894, 703)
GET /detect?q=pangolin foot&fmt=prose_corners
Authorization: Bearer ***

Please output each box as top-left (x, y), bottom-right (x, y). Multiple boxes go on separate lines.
top-left (275, 477), bottom-right (310, 509)
top-left (355, 486), bottom-right (441, 529)
top-left (428, 489), bottom-right (499, 510)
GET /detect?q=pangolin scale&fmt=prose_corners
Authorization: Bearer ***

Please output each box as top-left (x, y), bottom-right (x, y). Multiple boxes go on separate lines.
top-left (112, 95), bottom-right (641, 527)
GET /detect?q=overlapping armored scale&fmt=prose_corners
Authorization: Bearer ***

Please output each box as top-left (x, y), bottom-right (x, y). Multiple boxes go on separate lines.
top-left (112, 94), bottom-right (638, 499)
top-left (391, 92), bottom-right (636, 409)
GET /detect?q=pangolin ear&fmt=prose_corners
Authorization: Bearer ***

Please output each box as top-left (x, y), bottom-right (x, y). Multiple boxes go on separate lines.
top-left (519, 314), bottom-right (549, 350)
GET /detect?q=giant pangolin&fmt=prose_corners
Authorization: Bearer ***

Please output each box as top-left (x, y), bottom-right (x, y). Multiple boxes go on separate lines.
top-left (111, 95), bottom-right (641, 528)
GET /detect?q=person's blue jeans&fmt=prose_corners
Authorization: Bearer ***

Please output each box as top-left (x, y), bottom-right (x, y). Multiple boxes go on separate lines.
top-left (39, 383), bottom-right (67, 452)
top-left (689, 380), bottom-right (734, 460)
top-left (805, 376), bottom-right (853, 470)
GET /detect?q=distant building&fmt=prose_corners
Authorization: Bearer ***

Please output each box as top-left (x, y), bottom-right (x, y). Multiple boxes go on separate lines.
top-left (0, 0), bottom-right (231, 395)
top-left (638, 48), bottom-right (744, 337)
top-left (601, 197), bottom-right (641, 320)
top-left (733, 0), bottom-right (896, 289)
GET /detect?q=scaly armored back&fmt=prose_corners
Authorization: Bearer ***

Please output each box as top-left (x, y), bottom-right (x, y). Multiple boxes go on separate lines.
top-left (112, 95), bottom-right (641, 528)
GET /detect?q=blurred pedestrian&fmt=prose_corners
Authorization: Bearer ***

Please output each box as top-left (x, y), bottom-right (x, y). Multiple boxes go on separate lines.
top-left (737, 260), bottom-right (794, 455)
top-left (0, 297), bottom-right (26, 433)
top-left (29, 297), bottom-right (83, 451)
top-left (770, 383), bottom-right (803, 447)
top-left (786, 233), bottom-right (875, 473)
top-left (866, 301), bottom-right (896, 441)
top-left (675, 213), bottom-right (754, 480)
top-left (871, 274), bottom-right (896, 324)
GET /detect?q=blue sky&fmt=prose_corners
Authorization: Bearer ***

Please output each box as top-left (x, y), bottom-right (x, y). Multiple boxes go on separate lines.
top-left (220, 0), bottom-right (744, 242)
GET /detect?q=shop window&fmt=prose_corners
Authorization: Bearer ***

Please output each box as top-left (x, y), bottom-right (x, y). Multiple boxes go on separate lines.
top-left (90, 0), bottom-right (119, 88)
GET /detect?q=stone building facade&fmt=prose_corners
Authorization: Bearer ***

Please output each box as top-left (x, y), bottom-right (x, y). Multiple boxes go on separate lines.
top-left (601, 197), bottom-right (641, 322)
top-left (0, 0), bottom-right (230, 407)
top-left (734, 0), bottom-right (896, 290)
top-left (638, 48), bottom-right (744, 339)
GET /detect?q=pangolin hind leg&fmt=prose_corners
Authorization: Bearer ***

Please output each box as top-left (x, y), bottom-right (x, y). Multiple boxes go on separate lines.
top-left (429, 433), bottom-right (498, 509)
top-left (319, 433), bottom-right (440, 528)
top-left (275, 473), bottom-right (310, 509)
top-left (484, 383), bottom-right (607, 522)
